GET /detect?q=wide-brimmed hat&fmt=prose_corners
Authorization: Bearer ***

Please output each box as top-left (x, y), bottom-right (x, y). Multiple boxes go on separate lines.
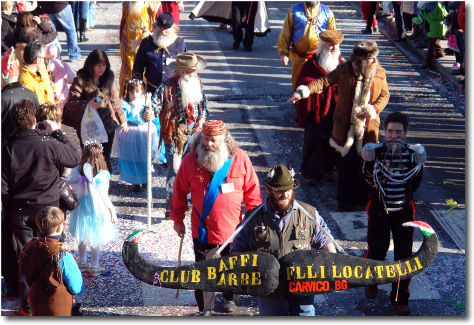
top-left (263, 164), bottom-right (300, 191)
top-left (168, 52), bottom-right (206, 71)
top-left (155, 12), bottom-right (174, 29)
top-left (319, 30), bottom-right (344, 44)
top-left (353, 40), bottom-right (379, 59)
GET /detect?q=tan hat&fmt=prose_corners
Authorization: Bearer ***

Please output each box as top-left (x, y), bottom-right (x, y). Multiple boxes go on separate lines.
top-left (353, 40), bottom-right (379, 59)
top-left (168, 52), bottom-right (206, 71)
top-left (319, 30), bottom-right (344, 44)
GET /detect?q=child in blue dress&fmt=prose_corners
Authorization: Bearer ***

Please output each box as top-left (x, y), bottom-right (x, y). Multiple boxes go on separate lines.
top-left (67, 142), bottom-right (117, 276)
top-left (114, 79), bottom-right (165, 191)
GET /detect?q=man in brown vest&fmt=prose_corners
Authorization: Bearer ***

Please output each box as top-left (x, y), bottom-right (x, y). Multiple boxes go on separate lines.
top-left (230, 164), bottom-right (336, 316)
top-left (144, 52), bottom-right (208, 219)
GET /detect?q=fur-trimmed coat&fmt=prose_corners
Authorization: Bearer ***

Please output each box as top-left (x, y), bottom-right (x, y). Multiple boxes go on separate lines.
top-left (63, 71), bottom-right (126, 133)
top-left (305, 61), bottom-right (389, 157)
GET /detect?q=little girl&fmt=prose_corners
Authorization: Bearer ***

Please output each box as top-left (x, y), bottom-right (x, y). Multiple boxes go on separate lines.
top-left (67, 142), bottom-right (118, 275)
top-left (114, 79), bottom-right (165, 191)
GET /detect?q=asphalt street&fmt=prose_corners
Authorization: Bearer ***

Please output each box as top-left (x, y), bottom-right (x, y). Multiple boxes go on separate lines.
top-left (1, 1), bottom-right (466, 317)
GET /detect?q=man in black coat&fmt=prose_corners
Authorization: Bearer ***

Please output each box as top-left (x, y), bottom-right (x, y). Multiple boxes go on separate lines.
top-left (1, 99), bottom-right (80, 315)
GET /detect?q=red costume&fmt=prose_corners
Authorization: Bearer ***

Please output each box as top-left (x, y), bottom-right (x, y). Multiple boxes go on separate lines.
top-left (170, 148), bottom-right (262, 245)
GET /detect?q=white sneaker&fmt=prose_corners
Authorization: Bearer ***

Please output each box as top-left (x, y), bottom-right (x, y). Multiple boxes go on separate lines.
top-left (91, 265), bottom-right (106, 276)
top-left (77, 262), bottom-right (91, 271)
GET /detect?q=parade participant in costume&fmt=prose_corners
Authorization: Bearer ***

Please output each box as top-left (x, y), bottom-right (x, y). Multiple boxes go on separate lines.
top-left (289, 40), bottom-right (389, 212)
top-left (67, 142), bottom-right (118, 276)
top-left (19, 206), bottom-right (84, 316)
top-left (144, 52), bottom-right (208, 219)
top-left (360, 1), bottom-right (378, 34)
top-left (277, 1), bottom-right (336, 91)
top-left (295, 29), bottom-right (344, 186)
top-left (230, 164), bottom-right (336, 316)
top-left (18, 41), bottom-right (55, 104)
top-left (170, 120), bottom-right (262, 316)
top-left (362, 112), bottom-right (425, 316)
top-left (118, 1), bottom-right (161, 96)
top-left (231, 1), bottom-right (257, 52)
top-left (114, 79), bottom-right (160, 192)
top-left (63, 48), bottom-right (127, 174)
top-left (2, 99), bottom-right (79, 316)
top-left (132, 12), bottom-right (187, 94)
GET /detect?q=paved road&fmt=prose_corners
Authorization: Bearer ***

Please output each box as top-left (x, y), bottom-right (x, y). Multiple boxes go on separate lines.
top-left (1, 1), bottom-right (465, 317)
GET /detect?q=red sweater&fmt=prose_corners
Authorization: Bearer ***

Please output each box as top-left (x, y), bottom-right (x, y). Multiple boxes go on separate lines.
top-left (170, 148), bottom-right (262, 245)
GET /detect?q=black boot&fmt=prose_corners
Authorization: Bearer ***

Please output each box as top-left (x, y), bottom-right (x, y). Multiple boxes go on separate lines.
top-left (78, 18), bottom-right (89, 42)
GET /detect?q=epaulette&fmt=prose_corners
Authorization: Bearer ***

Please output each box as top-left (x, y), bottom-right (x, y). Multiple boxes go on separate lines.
top-left (408, 144), bottom-right (427, 164)
top-left (362, 142), bottom-right (383, 161)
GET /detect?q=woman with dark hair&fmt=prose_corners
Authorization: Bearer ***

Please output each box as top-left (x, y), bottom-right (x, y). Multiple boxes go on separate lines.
top-left (64, 49), bottom-right (127, 173)
top-left (9, 11), bottom-right (57, 46)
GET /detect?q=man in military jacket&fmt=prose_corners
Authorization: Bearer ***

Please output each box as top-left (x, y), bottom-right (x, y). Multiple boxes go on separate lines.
top-left (361, 112), bottom-right (425, 316)
top-left (230, 164), bottom-right (336, 316)
top-left (132, 12), bottom-right (187, 93)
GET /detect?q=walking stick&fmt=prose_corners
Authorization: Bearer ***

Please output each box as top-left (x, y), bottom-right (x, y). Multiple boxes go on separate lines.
top-left (175, 235), bottom-right (184, 298)
top-left (146, 92), bottom-right (153, 230)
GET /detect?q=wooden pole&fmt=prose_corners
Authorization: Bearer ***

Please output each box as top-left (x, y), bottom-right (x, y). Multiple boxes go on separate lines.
top-left (175, 235), bottom-right (184, 298)
top-left (146, 93), bottom-right (152, 230)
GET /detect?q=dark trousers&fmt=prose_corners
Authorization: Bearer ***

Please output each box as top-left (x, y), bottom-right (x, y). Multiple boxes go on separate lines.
top-left (192, 238), bottom-right (239, 311)
top-left (365, 2), bottom-right (377, 31)
top-left (426, 37), bottom-right (443, 68)
top-left (335, 145), bottom-right (368, 209)
top-left (365, 200), bottom-right (415, 305)
top-left (77, 130), bottom-right (115, 174)
top-left (1, 212), bottom-right (19, 296)
top-left (393, 2), bottom-right (404, 37)
top-left (300, 117), bottom-right (335, 181)
top-left (232, 1), bottom-right (256, 49)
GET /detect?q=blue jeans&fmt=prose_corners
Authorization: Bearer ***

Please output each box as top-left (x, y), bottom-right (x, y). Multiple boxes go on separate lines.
top-left (164, 126), bottom-right (197, 211)
top-left (257, 296), bottom-right (316, 316)
top-left (47, 4), bottom-right (81, 61)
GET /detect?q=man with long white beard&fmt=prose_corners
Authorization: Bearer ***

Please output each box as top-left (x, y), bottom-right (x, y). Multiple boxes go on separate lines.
top-left (132, 12), bottom-right (187, 93)
top-left (230, 164), bottom-right (336, 316)
top-left (170, 120), bottom-right (262, 316)
top-left (144, 52), bottom-right (208, 219)
top-left (294, 30), bottom-right (345, 186)
top-left (289, 40), bottom-right (390, 212)
top-left (361, 112), bottom-right (426, 316)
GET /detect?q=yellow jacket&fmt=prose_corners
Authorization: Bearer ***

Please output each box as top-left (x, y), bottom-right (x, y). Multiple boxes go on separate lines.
top-left (18, 65), bottom-right (55, 104)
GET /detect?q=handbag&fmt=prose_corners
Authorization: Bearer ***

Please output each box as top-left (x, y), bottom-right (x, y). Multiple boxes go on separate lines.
top-left (62, 103), bottom-right (87, 129)
top-left (58, 177), bottom-right (79, 212)
top-left (80, 104), bottom-right (108, 143)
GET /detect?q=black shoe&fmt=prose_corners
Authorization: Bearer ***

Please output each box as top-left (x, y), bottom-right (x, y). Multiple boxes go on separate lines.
top-left (338, 203), bottom-right (354, 212)
top-left (372, 26), bottom-right (379, 33)
top-left (72, 303), bottom-right (83, 316)
top-left (141, 183), bottom-right (148, 188)
top-left (164, 211), bottom-right (171, 219)
top-left (393, 304), bottom-right (411, 316)
top-left (395, 37), bottom-right (407, 42)
top-left (307, 178), bottom-right (321, 186)
top-left (365, 285), bottom-right (378, 299)
top-left (244, 46), bottom-right (252, 52)
top-left (233, 42), bottom-right (240, 50)
top-left (195, 310), bottom-right (212, 316)
top-left (361, 29), bottom-right (372, 34)
top-left (132, 184), bottom-right (141, 192)
top-left (78, 33), bottom-right (89, 42)
top-left (222, 299), bottom-right (236, 312)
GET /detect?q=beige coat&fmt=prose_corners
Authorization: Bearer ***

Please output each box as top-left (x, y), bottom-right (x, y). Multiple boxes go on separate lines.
top-left (306, 61), bottom-right (389, 156)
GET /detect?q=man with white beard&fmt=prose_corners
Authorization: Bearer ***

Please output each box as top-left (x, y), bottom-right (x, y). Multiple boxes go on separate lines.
top-left (132, 12), bottom-right (187, 93)
top-left (294, 30), bottom-right (345, 186)
top-left (170, 120), bottom-right (262, 316)
top-left (289, 40), bottom-right (390, 212)
top-left (145, 52), bottom-right (208, 219)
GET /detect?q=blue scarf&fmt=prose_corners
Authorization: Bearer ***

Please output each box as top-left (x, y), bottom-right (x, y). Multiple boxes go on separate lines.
top-left (194, 158), bottom-right (233, 244)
